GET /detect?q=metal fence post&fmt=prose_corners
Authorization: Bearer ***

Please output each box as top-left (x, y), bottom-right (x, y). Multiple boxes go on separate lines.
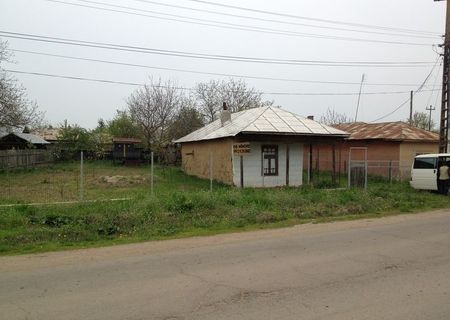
top-left (209, 151), bottom-right (213, 192)
top-left (150, 151), bottom-right (154, 197)
top-left (388, 160), bottom-right (393, 184)
top-left (79, 151), bottom-right (84, 201)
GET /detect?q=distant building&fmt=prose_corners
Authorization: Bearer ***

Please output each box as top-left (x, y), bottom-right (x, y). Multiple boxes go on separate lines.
top-left (175, 105), bottom-right (348, 187)
top-left (0, 130), bottom-right (50, 150)
top-left (112, 137), bottom-right (142, 165)
top-left (32, 128), bottom-right (62, 144)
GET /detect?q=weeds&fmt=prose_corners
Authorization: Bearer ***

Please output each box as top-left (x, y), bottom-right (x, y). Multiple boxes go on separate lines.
top-left (2, 164), bottom-right (450, 255)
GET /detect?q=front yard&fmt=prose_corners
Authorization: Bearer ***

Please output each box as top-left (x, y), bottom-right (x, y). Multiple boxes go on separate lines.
top-left (1, 162), bottom-right (450, 255)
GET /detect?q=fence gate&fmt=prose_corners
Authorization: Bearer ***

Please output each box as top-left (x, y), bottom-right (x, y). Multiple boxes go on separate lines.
top-left (348, 147), bottom-right (368, 189)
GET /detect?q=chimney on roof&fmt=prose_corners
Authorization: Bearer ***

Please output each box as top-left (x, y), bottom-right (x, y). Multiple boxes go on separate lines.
top-left (220, 102), bottom-right (231, 126)
top-left (307, 115), bottom-right (314, 120)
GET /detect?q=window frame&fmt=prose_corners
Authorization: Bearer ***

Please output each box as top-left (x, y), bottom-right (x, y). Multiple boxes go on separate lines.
top-left (261, 145), bottom-right (279, 176)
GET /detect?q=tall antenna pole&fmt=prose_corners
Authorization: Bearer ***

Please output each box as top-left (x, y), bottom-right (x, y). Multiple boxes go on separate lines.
top-left (409, 91), bottom-right (414, 125)
top-left (436, 0), bottom-right (450, 152)
top-left (354, 74), bottom-right (365, 122)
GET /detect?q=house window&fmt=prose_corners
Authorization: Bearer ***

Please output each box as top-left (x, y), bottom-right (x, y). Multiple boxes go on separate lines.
top-left (262, 145), bottom-right (278, 176)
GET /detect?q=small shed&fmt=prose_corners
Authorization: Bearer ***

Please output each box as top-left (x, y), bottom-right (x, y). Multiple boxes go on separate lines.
top-left (112, 137), bottom-right (142, 165)
top-left (175, 105), bottom-right (348, 187)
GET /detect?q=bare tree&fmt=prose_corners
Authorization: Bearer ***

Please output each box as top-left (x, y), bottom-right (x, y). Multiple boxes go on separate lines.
top-left (127, 78), bottom-right (184, 149)
top-left (0, 40), bottom-right (43, 130)
top-left (319, 108), bottom-right (352, 125)
top-left (195, 80), bottom-right (221, 123)
top-left (195, 79), bottom-right (273, 123)
top-left (408, 111), bottom-right (436, 131)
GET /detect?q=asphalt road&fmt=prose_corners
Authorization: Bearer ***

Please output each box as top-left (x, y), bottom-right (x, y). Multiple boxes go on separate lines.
top-left (1, 210), bottom-right (450, 320)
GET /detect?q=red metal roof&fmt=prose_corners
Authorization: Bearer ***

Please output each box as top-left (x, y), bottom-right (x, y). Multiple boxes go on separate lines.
top-left (333, 122), bottom-right (439, 142)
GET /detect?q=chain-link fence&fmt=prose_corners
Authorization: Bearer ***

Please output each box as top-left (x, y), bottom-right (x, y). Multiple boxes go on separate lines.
top-left (304, 148), bottom-right (413, 188)
top-left (0, 151), bottom-right (217, 205)
top-left (0, 145), bottom-right (416, 206)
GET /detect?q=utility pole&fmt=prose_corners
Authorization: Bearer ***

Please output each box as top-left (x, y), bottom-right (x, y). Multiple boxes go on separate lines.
top-left (426, 105), bottom-right (436, 131)
top-left (409, 90), bottom-right (414, 125)
top-left (435, 0), bottom-right (450, 152)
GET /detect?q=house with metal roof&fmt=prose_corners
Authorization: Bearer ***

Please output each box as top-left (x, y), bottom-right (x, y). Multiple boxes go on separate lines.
top-left (0, 131), bottom-right (50, 150)
top-left (175, 104), bottom-right (348, 187)
top-left (320, 121), bottom-right (439, 180)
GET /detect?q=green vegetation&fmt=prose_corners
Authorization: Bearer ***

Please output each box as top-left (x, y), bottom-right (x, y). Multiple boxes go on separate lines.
top-left (1, 163), bottom-right (449, 255)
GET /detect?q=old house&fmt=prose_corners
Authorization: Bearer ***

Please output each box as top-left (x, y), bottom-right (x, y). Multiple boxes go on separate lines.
top-left (175, 105), bottom-right (348, 187)
top-left (313, 122), bottom-right (439, 179)
top-left (0, 131), bottom-right (50, 150)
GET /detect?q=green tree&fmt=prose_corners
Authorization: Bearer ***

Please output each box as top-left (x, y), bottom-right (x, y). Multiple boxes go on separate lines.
top-left (55, 123), bottom-right (94, 160)
top-left (107, 110), bottom-right (141, 138)
top-left (167, 104), bottom-right (204, 141)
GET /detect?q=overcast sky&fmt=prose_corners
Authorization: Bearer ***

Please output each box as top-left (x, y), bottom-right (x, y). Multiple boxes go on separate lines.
top-left (0, 0), bottom-right (446, 128)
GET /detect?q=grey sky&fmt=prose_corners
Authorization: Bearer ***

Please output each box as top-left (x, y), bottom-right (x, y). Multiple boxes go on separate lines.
top-left (0, 0), bottom-right (446, 128)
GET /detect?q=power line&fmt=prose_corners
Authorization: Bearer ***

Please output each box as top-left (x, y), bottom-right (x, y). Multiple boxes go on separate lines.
top-left (10, 48), bottom-right (442, 87)
top-left (43, 0), bottom-right (436, 47)
top-left (369, 56), bottom-right (442, 122)
top-left (51, 0), bottom-right (441, 40)
top-left (4, 69), bottom-right (441, 96)
top-left (0, 31), bottom-right (436, 67)
top-left (182, 0), bottom-right (440, 36)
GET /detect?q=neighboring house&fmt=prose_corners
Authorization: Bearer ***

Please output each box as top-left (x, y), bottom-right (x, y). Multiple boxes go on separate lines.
top-left (175, 104), bottom-right (348, 187)
top-left (327, 122), bottom-right (439, 179)
top-left (0, 131), bottom-right (50, 150)
top-left (32, 128), bottom-right (62, 144)
top-left (112, 137), bottom-right (142, 165)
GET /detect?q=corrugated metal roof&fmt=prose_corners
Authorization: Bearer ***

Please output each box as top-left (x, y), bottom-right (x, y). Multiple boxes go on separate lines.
top-left (32, 128), bottom-right (61, 141)
top-left (175, 106), bottom-right (348, 143)
top-left (14, 132), bottom-right (50, 144)
top-left (334, 122), bottom-right (439, 142)
top-left (0, 132), bottom-right (49, 145)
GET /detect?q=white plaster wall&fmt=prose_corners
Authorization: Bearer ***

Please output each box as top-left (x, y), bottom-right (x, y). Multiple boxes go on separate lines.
top-left (232, 142), bottom-right (303, 187)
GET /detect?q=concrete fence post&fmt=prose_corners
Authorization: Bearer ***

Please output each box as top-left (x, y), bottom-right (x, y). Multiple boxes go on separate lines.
top-left (150, 151), bottom-right (154, 197)
top-left (79, 151), bottom-right (84, 201)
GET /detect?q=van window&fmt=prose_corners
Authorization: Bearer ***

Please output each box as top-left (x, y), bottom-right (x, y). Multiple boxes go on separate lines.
top-left (413, 157), bottom-right (436, 169)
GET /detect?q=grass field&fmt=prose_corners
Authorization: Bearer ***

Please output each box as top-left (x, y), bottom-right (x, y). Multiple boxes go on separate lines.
top-left (1, 162), bottom-right (450, 255)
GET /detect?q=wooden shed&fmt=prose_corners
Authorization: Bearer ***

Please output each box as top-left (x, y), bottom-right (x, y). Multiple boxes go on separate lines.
top-left (175, 105), bottom-right (349, 187)
top-left (112, 137), bottom-right (142, 165)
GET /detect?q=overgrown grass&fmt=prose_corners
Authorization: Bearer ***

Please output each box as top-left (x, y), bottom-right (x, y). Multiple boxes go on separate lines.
top-left (1, 163), bottom-right (450, 255)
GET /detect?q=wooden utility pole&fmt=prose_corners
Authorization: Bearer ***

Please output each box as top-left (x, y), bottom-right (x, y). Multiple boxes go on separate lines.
top-left (435, 0), bottom-right (450, 152)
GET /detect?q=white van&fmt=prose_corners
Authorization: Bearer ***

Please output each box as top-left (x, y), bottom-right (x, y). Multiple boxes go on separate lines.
top-left (410, 153), bottom-right (450, 190)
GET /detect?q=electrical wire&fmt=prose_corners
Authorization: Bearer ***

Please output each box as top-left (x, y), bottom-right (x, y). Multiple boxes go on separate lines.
top-left (10, 48), bottom-right (442, 87)
top-left (43, 0), bottom-right (438, 47)
top-left (0, 31), bottom-right (436, 67)
top-left (49, 0), bottom-right (441, 40)
top-left (369, 56), bottom-right (442, 122)
top-left (4, 69), bottom-right (441, 96)
top-left (425, 61), bottom-right (442, 108)
top-left (182, 0), bottom-right (440, 36)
